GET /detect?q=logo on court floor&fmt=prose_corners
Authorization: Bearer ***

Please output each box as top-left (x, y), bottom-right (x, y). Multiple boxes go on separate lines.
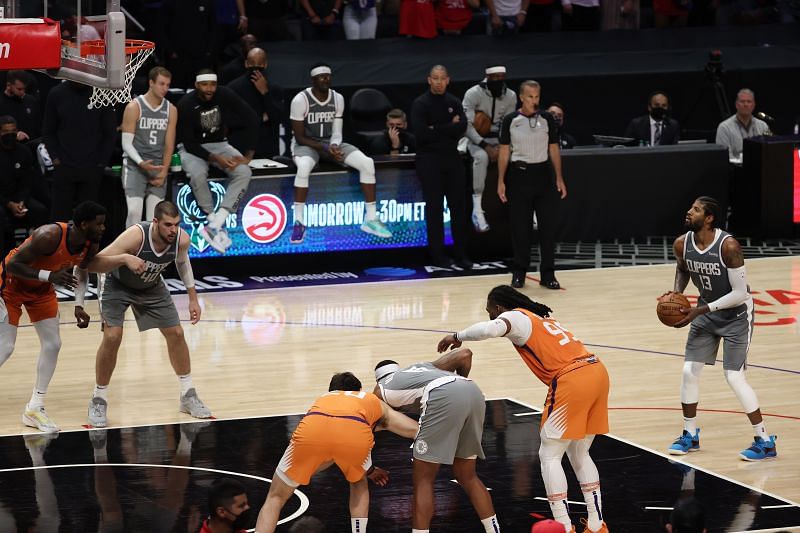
top-left (415, 439), bottom-right (429, 455)
top-left (242, 194), bottom-right (287, 244)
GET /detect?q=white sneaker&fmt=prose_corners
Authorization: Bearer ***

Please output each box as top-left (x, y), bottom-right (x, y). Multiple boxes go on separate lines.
top-left (200, 225), bottom-right (232, 253)
top-left (23, 406), bottom-right (59, 433)
top-left (87, 397), bottom-right (108, 428)
top-left (472, 211), bottom-right (490, 233)
top-left (180, 388), bottom-right (212, 419)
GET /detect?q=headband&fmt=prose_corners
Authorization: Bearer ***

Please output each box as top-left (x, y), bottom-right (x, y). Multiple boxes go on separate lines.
top-left (196, 74), bottom-right (218, 83)
top-left (375, 363), bottom-right (400, 382)
top-left (485, 66), bottom-right (507, 75)
top-left (310, 66), bottom-right (332, 78)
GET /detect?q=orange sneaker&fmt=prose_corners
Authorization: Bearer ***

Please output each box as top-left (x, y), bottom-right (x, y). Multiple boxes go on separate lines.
top-left (580, 518), bottom-right (609, 533)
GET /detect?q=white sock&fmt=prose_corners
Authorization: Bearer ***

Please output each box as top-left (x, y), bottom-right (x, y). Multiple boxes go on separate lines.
top-left (351, 517), bottom-right (367, 533)
top-left (411, 530), bottom-right (429, 533)
top-left (581, 482), bottom-right (603, 531)
top-left (365, 201), bottom-right (377, 221)
top-left (472, 193), bottom-right (483, 213)
top-left (683, 417), bottom-right (697, 435)
top-left (548, 497), bottom-right (571, 530)
top-left (294, 202), bottom-right (305, 225)
top-left (28, 390), bottom-right (46, 409)
top-left (178, 374), bottom-right (194, 395)
top-left (93, 384), bottom-right (108, 401)
top-left (481, 514), bottom-right (500, 532)
top-left (753, 422), bottom-right (768, 440)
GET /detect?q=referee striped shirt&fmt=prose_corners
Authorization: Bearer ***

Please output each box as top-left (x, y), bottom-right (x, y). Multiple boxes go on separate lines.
top-left (499, 110), bottom-right (559, 164)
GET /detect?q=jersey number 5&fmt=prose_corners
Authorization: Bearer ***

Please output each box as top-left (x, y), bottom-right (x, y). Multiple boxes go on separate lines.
top-left (149, 130), bottom-right (158, 145)
top-left (543, 320), bottom-right (579, 346)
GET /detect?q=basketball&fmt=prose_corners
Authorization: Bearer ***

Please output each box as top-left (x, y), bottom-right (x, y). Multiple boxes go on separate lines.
top-left (473, 110), bottom-right (492, 137)
top-left (656, 292), bottom-right (691, 326)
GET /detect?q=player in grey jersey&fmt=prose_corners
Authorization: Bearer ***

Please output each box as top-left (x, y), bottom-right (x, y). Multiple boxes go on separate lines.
top-left (664, 196), bottom-right (776, 461)
top-left (373, 349), bottom-right (500, 533)
top-left (86, 200), bottom-right (211, 427)
top-left (288, 63), bottom-right (392, 244)
top-left (120, 67), bottom-right (177, 228)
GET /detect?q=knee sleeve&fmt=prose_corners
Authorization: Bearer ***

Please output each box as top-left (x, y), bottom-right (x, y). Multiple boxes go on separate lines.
top-left (144, 194), bottom-right (161, 221)
top-left (33, 318), bottom-right (62, 393)
top-left (539, 434), bottom-right (570, 496)
top-left (0, 323), bottom-right (18, 366)
top-left (344, 151), bottom-right (376, 184)
top-left (293, 156), bottom-right (316, 188)
top-left (680, 361), bottom-right (704, 404)
top-left (125, 196), bottom-right (144, 228)
top-left (566, 436), bottom-right (599, 486)
top-left (724, 368), bottom-right (760, 413)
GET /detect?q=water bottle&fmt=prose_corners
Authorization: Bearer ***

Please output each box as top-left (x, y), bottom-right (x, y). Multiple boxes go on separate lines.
top-left (170, 152), bottom-right (182, 173)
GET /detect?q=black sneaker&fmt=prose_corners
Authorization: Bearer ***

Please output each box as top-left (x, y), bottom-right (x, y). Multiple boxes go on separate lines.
top-left (511, 272), bottom-right (525, 288)
top-left (455, 257), bottom-right (474, 270)
top-left (540, 279), bottom-right (561, 290)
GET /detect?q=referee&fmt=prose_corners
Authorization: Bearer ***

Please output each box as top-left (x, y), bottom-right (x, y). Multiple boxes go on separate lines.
top-left (497, 80), bottom-right (567, 289)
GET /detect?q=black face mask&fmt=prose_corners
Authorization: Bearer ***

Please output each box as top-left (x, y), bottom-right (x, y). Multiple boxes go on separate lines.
top-left (0, 132), bottom-right (16, 149)
top-left (231, 508), bottom-right (253, 530)
top-left (247, 66), bottom-right (265, 75)
top-left (553, 117), bottom-right (563, 127)
top-left (486, 79), bottom-right (506, 98)
top-left (650, 107), bottom-right (668, 121)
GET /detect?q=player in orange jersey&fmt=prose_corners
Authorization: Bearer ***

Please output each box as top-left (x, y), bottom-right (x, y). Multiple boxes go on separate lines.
top-left (255, 371), bottom-right (419, 533)
top-left (0, 201), bottom-right (145, 432)
top-left (438, 285), bottom-right (610, 533)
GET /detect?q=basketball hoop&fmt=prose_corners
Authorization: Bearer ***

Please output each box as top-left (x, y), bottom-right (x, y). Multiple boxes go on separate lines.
top-left (69, 38), bottom-right (155, 108)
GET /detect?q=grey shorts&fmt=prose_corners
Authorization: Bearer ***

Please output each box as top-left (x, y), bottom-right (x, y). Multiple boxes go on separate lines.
top-left (685, 302), bottom-right (753, 371)
top-left (292, 142), bottom-right (359, 163)
top-left (100, 275), bottom-right (180, 332)
top-left (413, 379), bottom-right (486, 465)
top-left (122, 160), bottom-right (166, 199)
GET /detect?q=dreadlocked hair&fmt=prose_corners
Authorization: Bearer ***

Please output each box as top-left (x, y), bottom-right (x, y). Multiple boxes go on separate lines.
top-left (487, 285), bottom-right (553, 318)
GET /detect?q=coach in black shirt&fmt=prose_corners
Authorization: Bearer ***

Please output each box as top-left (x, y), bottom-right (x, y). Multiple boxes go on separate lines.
top-left (411, 65), bottom-right (471, 269)
top-left (498, 80), bottom-right (566, 289)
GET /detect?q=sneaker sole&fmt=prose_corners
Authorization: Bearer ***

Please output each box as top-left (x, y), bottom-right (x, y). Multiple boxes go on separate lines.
top-left (739, 453), bottom-right (777, 462)
top-left (22, 415), bottom-right (59, 433)
top-left (180, 407), bottom-right (213, 419)
top-left (88, 419), bottom-right (108, 428)
top-left (360, 225), bottom-right (392, 239)
top-left (667, 447), bottom-right (699, 456)
top-left (199, 227), bottom-right (229, 254)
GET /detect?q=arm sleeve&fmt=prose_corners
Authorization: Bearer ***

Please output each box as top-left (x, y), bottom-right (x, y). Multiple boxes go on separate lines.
top-left (498, 113), bottom-right (513, 145)
top-left (706, 266), bottom-right (749, 312)
top-left (456, 310), bottom-right (532, 345)
top-left (289, 92), bottom-right (308, 122)
top-left (456, 319), bottom-right (508, 341)
top-left (462, 88), bottom-right (484, 145)
top-left (177, 96), bottom-right (210, 160)
top-left (221, 87), bottom-right (259, 153)
top-left (329, 92), bottom-right (344, 145)
top-left (121, 132), bottom-right (143, 164)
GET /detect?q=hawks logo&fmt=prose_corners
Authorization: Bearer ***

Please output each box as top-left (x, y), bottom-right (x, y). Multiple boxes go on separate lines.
top-left (242, 194), bottom-right (287, 244)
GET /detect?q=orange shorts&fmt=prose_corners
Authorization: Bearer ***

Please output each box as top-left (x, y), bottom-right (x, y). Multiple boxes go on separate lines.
top-left (1, 288), bottom-right (59, 327)
top-left (276, 414), bottom-right (374, 487)
top-left (540, 360), bottom-right (610, 440)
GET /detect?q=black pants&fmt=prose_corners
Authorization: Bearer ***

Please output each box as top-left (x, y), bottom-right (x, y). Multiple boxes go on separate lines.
top-left (562, 5), bottom-right (600, 30)
top-left (522, 3), bottom-right (554, 32)
top-left (416, 153), bottom-right (469, 261)
top-left (506, 162), bottom-right (559, 281)
top-left (50, 165), bottom-right (104, 222)
top-left (0, 197), bottom-right (48, 255)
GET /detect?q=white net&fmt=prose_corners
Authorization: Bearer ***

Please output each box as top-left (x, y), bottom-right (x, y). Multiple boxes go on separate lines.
top-left (88, 40), bottom-right (154, 109)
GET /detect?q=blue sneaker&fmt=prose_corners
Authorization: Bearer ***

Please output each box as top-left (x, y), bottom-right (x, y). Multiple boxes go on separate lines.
top-left (739, 435), bottom-right (777, 461)
top-left (668, 429), bottom-right (700, 455)
top-left (360, 218), bottom-right (392, 239)
top-left (290, 222), bottom-right (306, 244)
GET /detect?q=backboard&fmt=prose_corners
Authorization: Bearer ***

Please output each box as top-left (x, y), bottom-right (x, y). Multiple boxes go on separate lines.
top-left (0, 0), bottom-right (127, 89)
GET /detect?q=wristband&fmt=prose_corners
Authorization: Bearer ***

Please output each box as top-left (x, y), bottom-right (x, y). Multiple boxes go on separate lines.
top-left (479, 141), bottom-right (488, 149)
top-left (322, 143), bottom-right (330, 152)
top-left (366, 465), bottom-right (376, 475)
top-left (38, 269), bottom-right (51, 282)
top-left (453, 331), bottom-right (460, 342)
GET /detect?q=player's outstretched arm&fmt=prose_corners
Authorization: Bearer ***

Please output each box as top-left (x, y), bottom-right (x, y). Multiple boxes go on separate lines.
top-left (175, 229), bottom-right (200, 324)
top-left (432, 347), bottom-right (473, 377)
top-left (377, 401), bottom-right (419, 439)
top-left (85, 226), bottom-right (146, 274)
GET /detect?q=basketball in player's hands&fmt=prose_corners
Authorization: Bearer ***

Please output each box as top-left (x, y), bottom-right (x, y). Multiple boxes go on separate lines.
top-left (473, 111), bottom-right (492, 137)
top-left (656, 292), bottom-right (691, 326)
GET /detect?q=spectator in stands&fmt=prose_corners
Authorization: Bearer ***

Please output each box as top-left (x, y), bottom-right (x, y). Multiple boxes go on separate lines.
top-left (0, 116), bottom-right (48, 254)
top-left (343, 0), bottom-right (379, 39)
top-left (561, 0), bottom-right (600, 30)
top-left (221, 34), bottom-right (258, 85)
top-left (227, 48), bottom-right (285, 158)
top-left (159, 0), bottom-right (218, 89)
top-left (237, 0), bottom-right (292, 41)
top-left (367, 109), bottom-right (417, 155)
top-left (547, 103), bottom-right (577, 149)
top-left (436, 0), bottom-right (480, 35)
top-left (411, 65), bottom-right (472, 269)
top-left (0, 71), bottom-right (41, 144)
top-left (200, 478), bottom-right (251, 533)
top-left (463, 65), bottom-right (518, 233)
top-left (624, 91), bottom-right (680, 146)
top-left (654, 0), bottom-right (689, 27)
top-left (521, 0), bottom-right (556, 31)
top-left (399, 0), bottom-right (438, 38)
top-left (177, 69), bottom-right (258, 254)
top-left (715, 88), bottom-right (770, 163)
top-left (299, 0), bottom-right (344, 40)
top-left (666, 498), bottom-right (706, 533)
top-left (600, 0), bottom-right (639, 28)
top-left (42, 81), bottom-right (116, 222)
top-left (485, 0), bottom-right (529, 35)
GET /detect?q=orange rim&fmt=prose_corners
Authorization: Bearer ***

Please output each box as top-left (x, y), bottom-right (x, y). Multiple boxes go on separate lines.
top-left (63, 39), bottom-right (155, 57)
